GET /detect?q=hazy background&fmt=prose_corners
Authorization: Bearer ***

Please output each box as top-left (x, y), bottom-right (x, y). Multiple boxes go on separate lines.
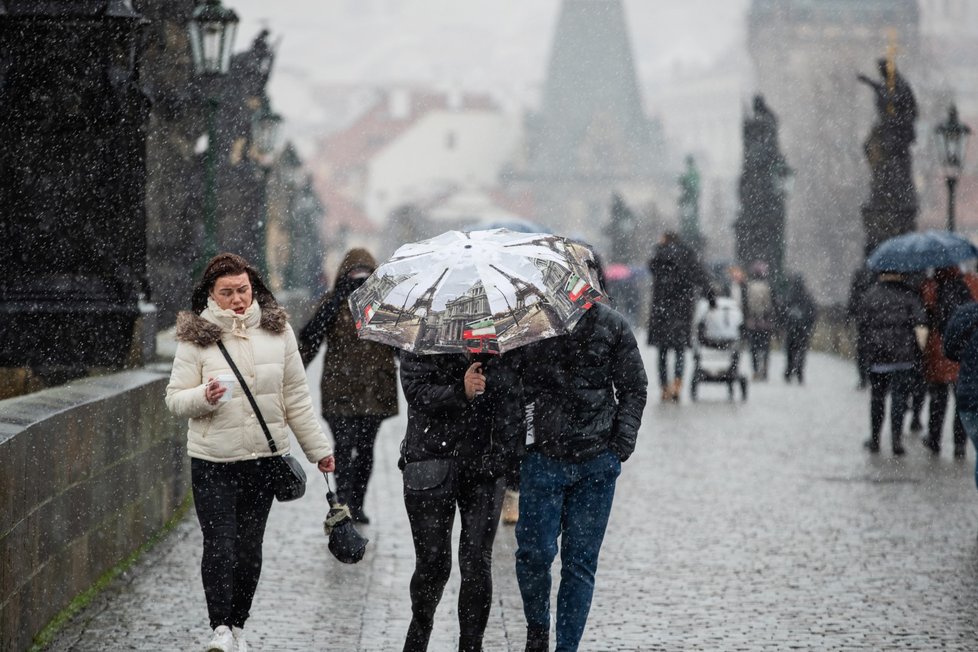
top-left (229, 0), bottom-right (752, 130)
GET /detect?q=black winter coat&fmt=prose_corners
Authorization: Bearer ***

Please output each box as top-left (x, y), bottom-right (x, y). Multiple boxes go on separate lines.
top-left (944, 302), bottom-right (978, 412)
top-left (398, 351), bottom-right (523, 479)
top-left (647, 240), bottom-right (711, 348)
top-left (856, 278), bottom-right (926, 366)
top-left (521, 303), bottom-right (648, 462)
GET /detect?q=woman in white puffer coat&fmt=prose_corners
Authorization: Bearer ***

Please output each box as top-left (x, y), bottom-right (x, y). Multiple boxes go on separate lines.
top-left (166, 253), bottom-right (334, 652)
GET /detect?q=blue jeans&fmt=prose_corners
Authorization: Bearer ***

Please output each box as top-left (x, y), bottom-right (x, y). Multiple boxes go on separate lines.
top-left (515, 450), bottom-right (621, 652)
top-left (960, 410), bottom-right (978, 490)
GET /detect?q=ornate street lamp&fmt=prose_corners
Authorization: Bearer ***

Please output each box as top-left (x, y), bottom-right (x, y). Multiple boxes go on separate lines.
top-left (251, 104), bottom-right (283, 159)
top-left (188, 0), bottom-right (239, 75)
top-left (935, 104), bottom-right (971, 232)
top-left (187, 0), bottom-right (239, 261)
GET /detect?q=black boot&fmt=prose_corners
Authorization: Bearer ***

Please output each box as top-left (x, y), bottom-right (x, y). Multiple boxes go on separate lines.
top-left (525, 627), bottom-right (549, 652)
top-left (459, 634), bottom-right (483, 652)
top-left (403, 619), bottom-right (432, 652)
top-left (892, 434), bottom-right (906, 456)
top-left (863, 436), bottom-right (880, 453)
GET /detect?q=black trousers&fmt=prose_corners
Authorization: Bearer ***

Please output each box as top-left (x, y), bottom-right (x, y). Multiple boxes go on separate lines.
top-left (657, 347), bottom-right (685, 386)
top-left (783, 327), bottom-right (810, 381)
top-left (402, 463), bottom-right (504, 651)
top-left (191, 457), bottom-right (275, 630)
top-left (325, 415), bottom-right (383, 515)
top-left (747, 329), bottom-right (771, 378)
top-left (869, 369), bottom-right (914, 445)
top-left (928, 383), bottom-right (967, 451)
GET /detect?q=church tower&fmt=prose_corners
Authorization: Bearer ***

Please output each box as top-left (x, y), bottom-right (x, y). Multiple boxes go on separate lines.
top-left (508, 0), bottom-right (666, 248)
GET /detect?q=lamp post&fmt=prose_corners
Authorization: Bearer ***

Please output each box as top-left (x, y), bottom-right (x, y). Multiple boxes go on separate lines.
top-left (187, 0), bottom-right (239, 261)
top-left (935, 104), bottom-right (971, 232)
top-left (249, 103), bottom-right (282, 274)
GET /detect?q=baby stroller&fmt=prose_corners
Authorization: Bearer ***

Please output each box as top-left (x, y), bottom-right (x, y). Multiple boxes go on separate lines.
top-left (690, 296), bottom-right (748, 401)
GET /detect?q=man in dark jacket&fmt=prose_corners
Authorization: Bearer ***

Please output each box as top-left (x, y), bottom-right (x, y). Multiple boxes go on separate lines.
top-left (398, 350), bottom-right (523, 652)
top-left (515, 302), bottom-right (648, 652)
top-left (943, 302), bottom-right (978, 488)
top-left (647, 231), bottom-right (712, 401)
top-left (856, 271), bottom-right (928, 455)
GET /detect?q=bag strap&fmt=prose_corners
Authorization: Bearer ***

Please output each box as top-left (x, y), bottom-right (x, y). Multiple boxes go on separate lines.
top-left (217, 340), bottom-right (278, 454)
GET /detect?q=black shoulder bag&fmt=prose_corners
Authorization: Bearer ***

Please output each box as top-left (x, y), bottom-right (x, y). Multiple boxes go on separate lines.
top-left (217, 341), bottom-right (307, 502)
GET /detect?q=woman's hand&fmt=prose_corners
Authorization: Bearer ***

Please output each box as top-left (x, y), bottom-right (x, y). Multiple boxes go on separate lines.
top-left (204, 378), bottom-right (226, 405)
top-left (318, 455), bottom-right (336, 473)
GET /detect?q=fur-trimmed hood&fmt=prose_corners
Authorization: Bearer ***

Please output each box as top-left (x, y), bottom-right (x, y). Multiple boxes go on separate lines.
top-left (175, 298), bottom-right (289, 347)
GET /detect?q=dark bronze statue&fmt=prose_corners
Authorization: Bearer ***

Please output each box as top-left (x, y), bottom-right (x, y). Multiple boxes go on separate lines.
top-left (858, 59), bottom-right (918, 255)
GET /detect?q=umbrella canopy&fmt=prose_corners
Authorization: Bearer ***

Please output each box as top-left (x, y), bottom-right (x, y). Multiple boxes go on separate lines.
top-left (349, 229), bottom-right (603, 355)
top-left (867, 230), bottom-right (978, 272)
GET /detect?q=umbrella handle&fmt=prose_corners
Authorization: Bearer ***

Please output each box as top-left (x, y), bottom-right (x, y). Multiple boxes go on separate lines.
top-left (322, 472), bottom-right (340, 504)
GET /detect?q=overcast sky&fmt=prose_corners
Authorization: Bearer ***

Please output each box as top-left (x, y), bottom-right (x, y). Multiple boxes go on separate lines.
top-left (227, 0), bottom-right (751, 122)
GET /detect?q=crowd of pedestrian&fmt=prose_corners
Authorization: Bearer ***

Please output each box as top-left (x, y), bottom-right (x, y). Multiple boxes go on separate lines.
top-left (165, 227), bottom-right (978, 652)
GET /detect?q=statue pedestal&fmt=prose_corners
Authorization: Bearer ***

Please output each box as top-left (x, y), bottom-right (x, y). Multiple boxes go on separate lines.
top-left (861, 204), bottom-right (917, 256)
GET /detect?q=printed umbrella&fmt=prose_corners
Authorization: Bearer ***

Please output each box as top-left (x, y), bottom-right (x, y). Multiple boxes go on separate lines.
top-left (867, 230), bottom-right (978, 272)
top-left (349, 229), bottom-right (603, 355)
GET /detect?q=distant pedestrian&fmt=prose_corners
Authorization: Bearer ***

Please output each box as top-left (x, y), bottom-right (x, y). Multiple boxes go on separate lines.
top-left (398, 350), bottom-right (523, 652)
top-left (647, 231), bottom-right (712, 402)
top-left (943, 302), bottom-right (978, 486)
top-left (744, 260), bottom-right (776, 381)
top-left (778, 273), bottom-right (816, 383)
top-left (847, 266), bottom-right (875, 389)
top-left (920, 266), bottom-right (978, 457)
top-left (856, 270), bottom-right (928, 455)
top-left (299, 248), bottom-right (398, 523)
top-left (516, 301), bottom-right (648, 652)
top-left (165, 253), bottom-right (335, 652)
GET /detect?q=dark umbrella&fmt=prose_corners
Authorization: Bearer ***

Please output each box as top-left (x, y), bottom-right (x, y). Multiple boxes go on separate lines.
top-left (867, 230), bottom-right (978, 272)
top-left (322, 473), bottom-right (369, 564)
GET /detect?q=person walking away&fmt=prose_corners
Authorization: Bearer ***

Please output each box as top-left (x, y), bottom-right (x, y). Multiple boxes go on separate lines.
top-left (165, 253), bottom-right (335, 652)
top-left (920, 266), bottom-right (978, 457)
top-left (847, 266), bottom-right (876, 389)
top-left (943, 302), bottom-right (978, 485)
top-left (398, 350), bottom-right (523, 652)
top-left (744, 260), bottom-right (776, 381)
top-left (856, 269), bottom-right (928, 455)
top-left (647, 231), bottom-right (712, 401)
top-left (299, 248), bottom-right (398, 523)
top-left (516, 301), bottom-right (648, 652)
top-left (778, 273), bottom-right (816, 383)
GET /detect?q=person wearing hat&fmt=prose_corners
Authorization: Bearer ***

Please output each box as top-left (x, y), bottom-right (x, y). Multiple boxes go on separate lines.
top-left (855, 269), bottom-right (928, 455)
top-left (299, 248), bottom-right (398, 524)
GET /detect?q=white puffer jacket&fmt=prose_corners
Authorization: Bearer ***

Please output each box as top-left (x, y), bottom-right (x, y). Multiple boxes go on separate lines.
top-left (165, 298), bottom-right (333, 463)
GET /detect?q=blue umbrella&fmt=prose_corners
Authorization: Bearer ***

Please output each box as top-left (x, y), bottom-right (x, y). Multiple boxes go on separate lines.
top-left (867, 230), bottom-right (978, 272)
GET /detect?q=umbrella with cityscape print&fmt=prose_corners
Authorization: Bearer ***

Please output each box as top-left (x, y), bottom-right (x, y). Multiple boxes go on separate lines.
top-left (348, 229), bottom-right (605, 355)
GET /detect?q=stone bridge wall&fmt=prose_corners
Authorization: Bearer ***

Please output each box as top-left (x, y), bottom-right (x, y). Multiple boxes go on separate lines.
top-left (0, 368), bottom-right (189, 652)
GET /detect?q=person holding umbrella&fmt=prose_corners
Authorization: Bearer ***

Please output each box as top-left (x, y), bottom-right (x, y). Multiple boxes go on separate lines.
top-left (856, 266), bottom-right (928, 455)
top-left (348, 230), bottom-right (603, 652)
top-left (398, 349), bottom-right (524, 652)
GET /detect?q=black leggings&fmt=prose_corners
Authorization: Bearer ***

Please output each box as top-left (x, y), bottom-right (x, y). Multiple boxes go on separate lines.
top-left (191, 457), bottom-right (275, 630)
top-left (869, 370), bottom-right (914, 444)
top-left (325, 415), bottom-right (383, 514)
top-left (402, 464), bottom-right (504, 651)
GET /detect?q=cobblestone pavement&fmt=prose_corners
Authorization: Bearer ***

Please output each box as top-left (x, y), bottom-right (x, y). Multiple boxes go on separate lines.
top-left (44, 346), bottom-right (978, 651)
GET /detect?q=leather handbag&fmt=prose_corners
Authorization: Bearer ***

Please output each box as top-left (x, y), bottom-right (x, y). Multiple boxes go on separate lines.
top-left (217, 341), bottom-right (307, 502)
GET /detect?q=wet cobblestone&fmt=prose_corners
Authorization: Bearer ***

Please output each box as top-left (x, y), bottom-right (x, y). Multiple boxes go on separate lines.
top-left (43, 348), bottom-right (978, 650)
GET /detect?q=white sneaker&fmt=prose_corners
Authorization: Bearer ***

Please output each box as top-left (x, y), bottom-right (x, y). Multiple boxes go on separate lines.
top-left (232, 627), bottom-right (247, 652)
top-left (205, 625), bottom-right (234, 652)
